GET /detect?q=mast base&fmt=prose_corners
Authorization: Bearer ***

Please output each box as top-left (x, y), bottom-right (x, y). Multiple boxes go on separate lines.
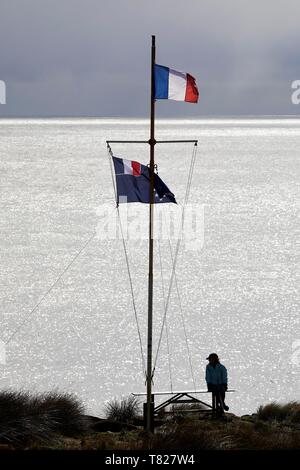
top-left (143, 398), bottom-right (155, 432)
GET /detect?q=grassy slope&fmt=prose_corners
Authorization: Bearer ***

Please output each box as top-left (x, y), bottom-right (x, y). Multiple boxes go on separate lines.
top-left (24, 412), bottom-right (300, 450)
top-left (1, 393), bottom-right (300, 450)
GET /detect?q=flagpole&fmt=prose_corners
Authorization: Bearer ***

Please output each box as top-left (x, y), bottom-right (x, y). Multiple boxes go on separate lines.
top-left (146, 34), bottom-right (156, 433)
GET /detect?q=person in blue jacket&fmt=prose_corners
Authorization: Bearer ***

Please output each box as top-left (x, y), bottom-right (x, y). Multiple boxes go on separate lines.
top-left (205, 353), bottom-right (229, 414)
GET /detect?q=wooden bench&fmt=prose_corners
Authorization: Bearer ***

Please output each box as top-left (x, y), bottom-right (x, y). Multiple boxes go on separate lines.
top-left (132, 389), bottom-right (235, 426)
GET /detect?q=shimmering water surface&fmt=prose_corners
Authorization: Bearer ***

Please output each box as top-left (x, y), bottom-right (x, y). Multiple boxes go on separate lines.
top-left (0, 118), bottom-right (299, 416)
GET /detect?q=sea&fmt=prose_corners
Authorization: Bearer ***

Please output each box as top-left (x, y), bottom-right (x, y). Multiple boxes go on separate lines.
top-left (0, 118), bottom-right (299, 417)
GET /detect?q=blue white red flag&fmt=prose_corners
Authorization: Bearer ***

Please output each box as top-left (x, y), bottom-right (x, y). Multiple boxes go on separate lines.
top-left (112, 156), bottom-right (176, 204)
top-left (154, 64), bottom-right (199, 103)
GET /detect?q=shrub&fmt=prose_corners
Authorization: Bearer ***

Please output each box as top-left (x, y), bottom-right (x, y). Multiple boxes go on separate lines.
top-left (148, 422), bottom-right (219, 450)
top-left (148, 418), bottom-right (300, 451)
top-left (257, 401), bottom-right (300, 424)
top-left (224, 420), bottom-right (300, 450)
top-left (168, 402), bottom-right (209, 422)
top-left (0, 389), bottom-right (86, 445)
top-left (105, 396), bottom-right (140, 424)
top-left (35, 391), bottom-right (87, 437)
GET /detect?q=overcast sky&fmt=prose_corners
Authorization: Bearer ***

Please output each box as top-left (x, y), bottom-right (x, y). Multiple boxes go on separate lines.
top-left (1, 0), bottom-right (300, 117)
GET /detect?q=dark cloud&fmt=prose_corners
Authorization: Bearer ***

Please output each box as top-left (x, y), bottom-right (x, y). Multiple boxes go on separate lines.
top-left (0, 0), bottom-right (300, 116)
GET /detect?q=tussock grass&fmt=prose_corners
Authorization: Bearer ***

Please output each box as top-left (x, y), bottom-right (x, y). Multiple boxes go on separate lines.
top-left (105, 396), bottom-right (140, 424)
top-left (37, 392), bottom-right (87, 437)
top-left (146, 418), bottom-right (300, 451)
top-left (257, 401), bottom-right (300, 424)
top-left (2, 393), bottom-right (300, 450)
top-left (0, 390), bottom-right (86, 445)
top-left (30, 417), bottom-right (300, 451)
top-left (148, 422), bottom-right (218, 450)
top-left (166, 402), bottom-right (209, 422)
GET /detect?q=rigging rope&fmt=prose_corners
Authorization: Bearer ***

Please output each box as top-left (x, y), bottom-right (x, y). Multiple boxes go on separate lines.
top-left (116, 208), bottom-right (147, 379)
top-left (107, 141), bottom-right (198, 386)
top-left (166, 234), bottom-right (197, 391)
top-left (158, 239), bottom-right (173, 392)
top-left (5, 230), bottom-right (98, 345)
top-left (7, 141), bottom-right (197, 389)
top-left (152, 143), bottom-right (198, 380)
top-left (107, 144), bottom-right (147, 379)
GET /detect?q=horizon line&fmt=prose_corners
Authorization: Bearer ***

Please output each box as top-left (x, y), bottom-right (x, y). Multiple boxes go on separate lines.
top-left (1, 114), bottom-right (300, 120)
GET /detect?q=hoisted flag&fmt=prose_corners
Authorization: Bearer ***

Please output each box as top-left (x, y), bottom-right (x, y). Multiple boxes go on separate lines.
top-left (112, 156), bottom-right (176, 204)
top-left (154, 64), bottom-right (199, 103)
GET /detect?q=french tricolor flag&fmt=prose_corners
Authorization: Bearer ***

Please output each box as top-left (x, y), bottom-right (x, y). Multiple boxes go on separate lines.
top-left (154, 64), bottom-right (199, 103)
top-left (122, 158), bottom-right (141, 176)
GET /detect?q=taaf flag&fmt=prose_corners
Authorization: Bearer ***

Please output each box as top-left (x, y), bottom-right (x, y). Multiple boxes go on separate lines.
top-left (154, 64), bottom-right (199, 103)
top-left (112, 156), bottom-right (176, 204)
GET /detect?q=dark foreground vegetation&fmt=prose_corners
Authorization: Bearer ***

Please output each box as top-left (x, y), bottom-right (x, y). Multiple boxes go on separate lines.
top-left (0, 390), bottom-right (87, 447)
top-left (1, 391), bottom-right (300, 450)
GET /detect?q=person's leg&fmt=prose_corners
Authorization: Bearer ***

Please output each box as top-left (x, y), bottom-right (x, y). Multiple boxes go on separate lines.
top-left (212, 391), bottom-right (217, 417)
top-left (219, 387), bottom-right (229, 412)
top-left (215, 386), bottom-right (224, 415)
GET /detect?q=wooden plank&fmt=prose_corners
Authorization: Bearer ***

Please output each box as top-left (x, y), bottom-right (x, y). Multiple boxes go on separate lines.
top-left (160, 409), bottom-right (211, 414)
top-left (132, 389), bottom-right (235, 396)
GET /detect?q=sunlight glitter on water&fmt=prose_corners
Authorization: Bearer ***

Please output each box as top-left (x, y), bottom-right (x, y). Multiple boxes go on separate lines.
top-left (0, 118), bottom-right (299, 416)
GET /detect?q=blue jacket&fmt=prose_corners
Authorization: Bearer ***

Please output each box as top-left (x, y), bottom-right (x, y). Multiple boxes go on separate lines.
top-left (205, 363), bottom-right (227, 385)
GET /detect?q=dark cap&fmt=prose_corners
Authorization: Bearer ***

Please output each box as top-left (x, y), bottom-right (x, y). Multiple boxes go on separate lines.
top-left (206, 353), bottom-right (219, 360)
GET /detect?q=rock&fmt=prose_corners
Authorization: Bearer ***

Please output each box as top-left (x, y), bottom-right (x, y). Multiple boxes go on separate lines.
top-left (241, 414), bottom-right (256, 423)
top-left (84, 415), bottom-right (103, 423)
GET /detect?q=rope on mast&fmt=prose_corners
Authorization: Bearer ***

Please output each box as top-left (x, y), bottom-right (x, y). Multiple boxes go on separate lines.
top-left (152, 142), bottom-right (198, 380)
top-left (107, 141), bottom-right (198, 387)
top-left (107, 145), bottom-right (147, 379)
top-left (158, 238), bottom-right (173, 393)
top-left (166, 234), bottom-right (197, 392)
top-left (116, 210), bottom-right (147, 380)
top-left (107, 143), bottom-right (118, 205)
top-left (5, 230), bottom-right (99, 346)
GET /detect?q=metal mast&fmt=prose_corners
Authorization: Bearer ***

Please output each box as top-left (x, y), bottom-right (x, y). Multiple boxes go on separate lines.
top-left (146, 34), bottom-right (156, 432)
